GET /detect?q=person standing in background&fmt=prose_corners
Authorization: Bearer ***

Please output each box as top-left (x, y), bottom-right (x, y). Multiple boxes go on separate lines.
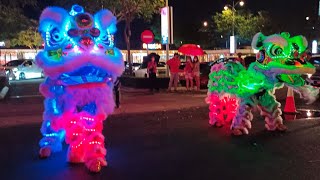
top-left (147, 56), bottom-right (158, 93)
top-left (184, 56), bottom-right (193, 91)
top-left (114, 77), bottom-right (121, 108)
top-left (236, 53), bottom-right (245, 67)
top-left (192, 56), bottom-right (200, 91)
top-left (166, 53), bottom-right (181, 92)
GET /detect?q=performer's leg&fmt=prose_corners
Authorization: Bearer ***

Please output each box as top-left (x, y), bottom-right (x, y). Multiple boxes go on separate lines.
top-left (83, 115), bottom-right (107, 172)
top-left (208, 93), bottom-right (225, 127)
top-left (231, 100), bottom-right (253, 135)
top-left (39, 98), bottom-right (65, 158)
top-left (258, 91), bottom-right (287, 131)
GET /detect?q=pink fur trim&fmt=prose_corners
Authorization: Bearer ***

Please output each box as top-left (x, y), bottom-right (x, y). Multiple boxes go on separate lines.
top-left (40, 7), bottom-right (68, 24)
top-left (264, 35), bottom-right (288, 48)
top-left (94, 10), bottom-right (116, 30)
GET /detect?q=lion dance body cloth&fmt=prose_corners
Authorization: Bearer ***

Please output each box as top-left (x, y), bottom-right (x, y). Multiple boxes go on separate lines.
top-left (36, 5), bottom-right (124, 172)
top-left (206, 32), bottom-right (319, 136)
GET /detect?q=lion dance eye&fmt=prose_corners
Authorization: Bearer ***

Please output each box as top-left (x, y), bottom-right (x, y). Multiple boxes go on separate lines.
top-left (100, 35), bottom-right (110, 46)
top-left (292, 43), bottom-right (299, 51)
top-left (270, 46), bottom-right (283, 56)
top-left (48, 28), bottom-right (64, 46)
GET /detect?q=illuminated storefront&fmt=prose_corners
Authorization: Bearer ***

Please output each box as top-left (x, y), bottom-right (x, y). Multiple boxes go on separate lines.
top-left (0, 48), bottom-right (257, 65)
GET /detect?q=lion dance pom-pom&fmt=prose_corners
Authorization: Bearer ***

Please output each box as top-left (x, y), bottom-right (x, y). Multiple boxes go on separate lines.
top-left (36, 5), bottom-right (124, 172)
top-left (206, 32), bottom-right (319, 136)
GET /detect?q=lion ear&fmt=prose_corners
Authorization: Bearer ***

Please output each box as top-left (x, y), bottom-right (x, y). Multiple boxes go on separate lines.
top-left (252, 32), bottom-right (266, 50)
top-left (94, 9), bottom-right (117, 34)
top-left (39, 6), bottom-right (69, 32)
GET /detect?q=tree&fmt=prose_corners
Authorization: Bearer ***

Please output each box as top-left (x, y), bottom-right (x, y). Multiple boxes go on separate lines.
top-left (11, 27), bottom-right (42, 50)
top-left (98, 0), bottom-right (165, 75)
top-left (150, 17), bottom-right (162, 43)
top-left (0, 0), bottom-right (37, 40)
top-left (210, 9), bottom-right (272, 47)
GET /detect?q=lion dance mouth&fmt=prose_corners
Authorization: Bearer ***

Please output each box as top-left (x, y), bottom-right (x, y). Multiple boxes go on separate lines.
top-left (36, 5), bottom-right (124, 172)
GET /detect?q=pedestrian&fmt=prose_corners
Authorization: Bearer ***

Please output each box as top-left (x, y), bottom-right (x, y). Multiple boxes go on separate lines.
top-left (166, 53), bottom-right (181, 92)
top-left (114, 77), bottom-right (121, 108)
top-left (236, 53), bottom-right (245, 67)
top-left (192, 56), bottom-right (200, 91)
top-left (147, 55), bottom-right (159, 93)
top-left (184, 56), bottom-right (193, 91)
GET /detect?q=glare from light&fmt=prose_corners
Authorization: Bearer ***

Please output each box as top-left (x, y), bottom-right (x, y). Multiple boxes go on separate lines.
top-left (307, 110), bottom-right (312, 117)
top-left (306, 16), bottom-right (310, 21)
top-left (307, 73), bottom-right (312, 78)
top-left (224, 6), bottom-right (228, 10)
top-left (312, 40), bottom-right (318, 54)
top-left (203, 21), bottom-right (208, 27)
top-left (239, 1), bottom-right (245, 6)
top-left (230, 36), bottom-right (236, 54)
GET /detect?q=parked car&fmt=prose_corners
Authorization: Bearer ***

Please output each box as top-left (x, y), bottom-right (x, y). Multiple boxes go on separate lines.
top-left (0, 66), bottom-right (9, 99)
top-left (11, 59), bottom-right (44, 80)
top-left (133, 63), bottom-right (167, 78)
top-left (305, 55), bottom-right (320, 86)
top-left (126, 63), bottom-right (141, 72)
top-left (2, 59), bottom-right (26, 79)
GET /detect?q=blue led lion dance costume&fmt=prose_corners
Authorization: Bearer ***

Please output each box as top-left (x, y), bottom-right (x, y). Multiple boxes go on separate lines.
top-left (36, 5), bottom-right (124, 172)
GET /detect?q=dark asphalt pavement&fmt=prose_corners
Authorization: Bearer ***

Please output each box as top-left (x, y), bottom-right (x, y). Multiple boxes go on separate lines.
top-left (2, 107), bottom-right (320, 180)
top-left (1, 79), bottom-right (320, 180)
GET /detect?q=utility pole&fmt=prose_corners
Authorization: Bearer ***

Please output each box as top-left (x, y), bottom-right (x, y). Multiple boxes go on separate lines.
top-left (165, 0), bottom-right (170, 77)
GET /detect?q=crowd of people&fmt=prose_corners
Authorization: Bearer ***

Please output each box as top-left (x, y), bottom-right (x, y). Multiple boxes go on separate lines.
top-left (115, 53), bottom-right (248, 106)
top-left (147, 53), bottom-right (201, 93)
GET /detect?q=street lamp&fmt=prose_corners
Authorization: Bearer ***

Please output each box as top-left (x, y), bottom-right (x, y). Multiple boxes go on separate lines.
top-left (306, 16), bottom-right (310, 21)
top-left (203, 21), bottom-right (208, 27)
top-left (224, 0), bottom-right (244, 53)
top-left (224, 1), bottom-right (244, 36)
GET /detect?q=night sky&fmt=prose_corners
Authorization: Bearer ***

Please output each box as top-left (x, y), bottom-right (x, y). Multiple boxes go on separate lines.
top-left (24, 0), bottom-right (319, 49)
top-left (169, 0), bottom-right (317, 43)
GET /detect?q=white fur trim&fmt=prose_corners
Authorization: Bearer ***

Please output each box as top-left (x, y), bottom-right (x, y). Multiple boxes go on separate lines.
top-left (251, 32), bottom-right (264, 50)
top-left (39, 7), bottom-right (69, 32)
top-left (94, 9), bottom-right (117, 33)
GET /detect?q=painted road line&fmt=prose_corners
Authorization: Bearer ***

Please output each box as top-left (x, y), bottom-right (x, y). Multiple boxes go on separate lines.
top-left (297, 109), bottom-right (320, 112)
top-left (10, 95), bottom-right (42, 98)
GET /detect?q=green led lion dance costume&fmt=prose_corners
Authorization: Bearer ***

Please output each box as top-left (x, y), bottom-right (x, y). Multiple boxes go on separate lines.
top-left (206, 32), bottom-right (319, 135)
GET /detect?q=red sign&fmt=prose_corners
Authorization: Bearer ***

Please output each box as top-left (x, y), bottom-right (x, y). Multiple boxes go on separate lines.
top-left (141, 30), bottom-right (154, 44)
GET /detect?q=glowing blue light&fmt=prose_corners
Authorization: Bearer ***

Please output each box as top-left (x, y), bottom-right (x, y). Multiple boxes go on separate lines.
top-left (45, 31), bottom-right (51, 47)
top-left (64, 21), bottom-right (71, 37)
top-left (70, 5), bottom-right (84, 16)
top-left (106, 29), bottom-right (115, 47)
top-left (74, 45), bottom-right (81, 53)
top-left (52, 99), bottom-right (59, 114)
top-left (45, 133), bottom-right (58, 137)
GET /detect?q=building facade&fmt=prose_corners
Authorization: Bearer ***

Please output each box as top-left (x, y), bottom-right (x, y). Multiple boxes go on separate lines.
top-left (0, 48), bottom-right (257, 65)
